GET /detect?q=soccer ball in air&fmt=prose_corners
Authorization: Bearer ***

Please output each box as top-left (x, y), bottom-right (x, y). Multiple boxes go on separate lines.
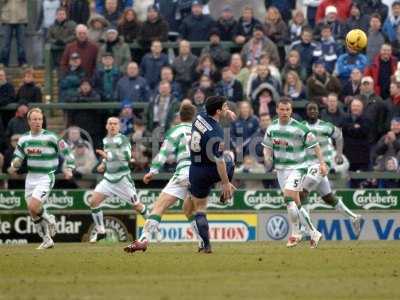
top-left (345, 29), bottom-right (368, 52)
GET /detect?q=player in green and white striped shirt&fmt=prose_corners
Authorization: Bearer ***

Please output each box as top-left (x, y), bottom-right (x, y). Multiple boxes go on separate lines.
top-left (8, 108), bottom-right (75, 250)
top-left (89, 117), bottom-right (148, 243)
top-left (124, 101), bottom-right (199, 253)
top-left (301, 102), bottom-right (362, 238)
top-left (262, 98), bottom-right (326, 248)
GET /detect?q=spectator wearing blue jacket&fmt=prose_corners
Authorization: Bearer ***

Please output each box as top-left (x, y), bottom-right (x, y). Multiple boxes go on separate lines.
top-left (289, 26), bottom-right (322, 75)
top-left (335, 47), bottom-right (369, 85)
top-left (140, 40), bottom-right (169, 90)
top-left (383, 1), bottom-right (400, 42)
top-left (179, 1), bottom-right (215, 42)
top-left (216, 67), bottom-right (244, 103)
top-left (230, 101), bottom-right (260, 159)
top-left (115, 62), bottom-right (151, 103)
top-left (319, 24), bottom-right (342, 73)
top-left (96, 0), bottom-right (132, 15)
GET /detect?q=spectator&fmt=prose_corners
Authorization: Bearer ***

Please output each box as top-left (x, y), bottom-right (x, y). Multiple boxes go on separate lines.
top-left (249, 64), bottom-right (280, 98)
top-left (241, 24), bottom-right (280, 68)
top-left (341, 68), bottom-right (362, 104)
top-left (36, 0), bottom-right (60, 39)
top-left (67, 79), bottom-right (103, 148)
top-left (15, 68), bottom-right (42, 103)
top-left (307, 60), bottom-right (341, 106)
top-left (0, 69), bottom-right (16, 108)
top-left (233, 6), bottom-right (262, 45)
top-left (93, 52), bottom-right (122, 102)
top-left (283, 71), bottom-right (306, 101)
top-left (315, 5), bottom-right (345, 41)
top-left (230, 53), bottom-right (251, 91)
top-left (0, 0), bottom-right (28, 67)
top-left (390, 81), bottom-right (400, 117)
top-left (315, 0), bottom-right (352, 24)
top-left (140, 40), bottom-right (169, 90)
top-left (263, 7), bottom-right (288, 65)
top-left (5, 103), bottom-right (29, 138)
top-left (115, 62), bottom-right (151, 103)
top-left (367, 14), bottom-right (388, 63)
top-left (342, 98), bottom-right (372, 187)
top-left (251, 82), bottom-right (278, 117)
top-left (139, 5), bottom-right (169, 50)
top-left (320, 92), bottom-right (347, 127)
top-left (119, 100), bottom-right (135, 135)
top-left (61, 24), bottom-right (99, 77)
top-left (172, 40), bottom-right (198, 96)
top-left (254, 113), bottom-right (272, 159)
top-left (3, 134), bottom-right (27, 181)
top-left (234, 155), bottom-right (265, 190)
top-left (318, 24), bottom-right (342, 73)
top-left (383, 1), bottom-right (400, 42)
top-left (335, 46), bottom-right (369, 85)
top-left (355, 0), bottom-right (389, 23)
top-left (216, 67), bottom-right (243, 103)
top-left (282, 49), bottom-right (308, 83)
top-left (63, 0), bottom-right (90, 25)
top-left (72, 141), bottom-right (98, 187)
top-left (288, 9), bottom-right (307, 43)
top-left (96, 0), bottom-right (132, 15)
top-left (47, 7), bottom-right (76, 66)
top-left (155, 0), bottom-right (180, 32)
top-left (193, 54), bottom-right (220, 84)
top-left (201, 29), bottom-right (231, 68)
top-left (359, 76), bottom-right (391, 143)
top-left (374, 117), bottom-right (400, 171)
top-left (97, 27), bottom-right (131, 72)
top-left (117, 8), bottom-right (142, 44)
top-left (64, 126), bottom-right (90, 149)
top-left (264, 1), bottom-right (296, 23)
top-left (230, 100), bottom-right (259, 159)
top-left (160, 66), bottom-right (183, 101)
top-left (59, 52), bottom-right (86, 102)
top-left (256, 52), bottom-right (282, 86)
top-left (215, 5), bottom-right (237, 42)
top-left (365, 43), bottom-right (398, 99)
top-left (87, 14), bottom-right (109, 44)
top-left (103, 0), bottom-right (122, 27)
top-left (179, 1), bottom-right (215, 42)
top-left (147, 81), bottom-right (180, 132)
top-left (378, 156), bottom-right (400, 188)
top-left (303, 0), bottom-right (321, 28)
top-left (289, 26), bottom-right (321, 75)
top-left (188, 88), bottom-right (205, 111)
top-left (344, 3), bottom-right (370, 34)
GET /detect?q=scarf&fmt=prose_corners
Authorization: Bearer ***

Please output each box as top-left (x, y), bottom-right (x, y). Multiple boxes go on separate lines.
top-left (106, 39), bottom-right (119, 53)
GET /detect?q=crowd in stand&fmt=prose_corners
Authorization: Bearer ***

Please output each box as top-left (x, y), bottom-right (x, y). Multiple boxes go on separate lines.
top-left (1, 0), bottom-right (400, 188)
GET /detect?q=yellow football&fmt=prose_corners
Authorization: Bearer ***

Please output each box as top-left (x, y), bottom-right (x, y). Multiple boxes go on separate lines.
top-left (346, 29), bottom-right (368, 52)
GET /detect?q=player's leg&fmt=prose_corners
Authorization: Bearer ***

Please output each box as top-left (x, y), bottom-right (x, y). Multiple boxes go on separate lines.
top-left (191, 195), bottom-right (211, 253)
top-left (317, 178), bottom-right (363, 238)
top-left (124, 177), bottom-right (148, 217)
top-left (89, 191), bottom-right (107, 242)
top-left (183, 196), bottom-right (203, 250)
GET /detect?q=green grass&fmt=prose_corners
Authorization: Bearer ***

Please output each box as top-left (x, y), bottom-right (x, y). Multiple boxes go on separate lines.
top-left (0, 242), bottom-right (399, 300)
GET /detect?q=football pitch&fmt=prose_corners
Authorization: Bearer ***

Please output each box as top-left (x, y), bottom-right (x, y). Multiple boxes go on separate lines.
top-left (0, 242), bottom-right (399, 300)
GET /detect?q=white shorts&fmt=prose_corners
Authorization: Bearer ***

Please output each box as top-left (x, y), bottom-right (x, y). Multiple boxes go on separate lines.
top-left (276, 169), bottom-right (305, 192)
top-left (25, 173), bottom-right (55, 203)
top-left (162, 172), bottom-right (189, 200)
top-left (94, 176), bottom-right (139, 205)
top-left (302, 164), bottom-right (332, 197)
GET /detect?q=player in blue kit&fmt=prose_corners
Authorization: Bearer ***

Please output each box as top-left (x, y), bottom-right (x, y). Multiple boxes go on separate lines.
top-left (188, 96), bottom-right (236, 253)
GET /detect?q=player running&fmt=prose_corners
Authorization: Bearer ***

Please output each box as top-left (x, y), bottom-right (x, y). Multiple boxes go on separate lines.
top-left (263, 98), bottom-right (326, 248)
top-left (89, 117), bottom-right (148, 243)
top-left (8, 108), bottom-right (75, 249)
top-left (301, 102), bottom-right (362, 238)
top-left (124, 101), bottom-right (199, 253)
top-left (187, 96), bottom-right (236, 253)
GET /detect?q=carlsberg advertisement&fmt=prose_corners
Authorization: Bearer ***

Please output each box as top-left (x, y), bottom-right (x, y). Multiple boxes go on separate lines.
top-left (0, 189), bottom-right (399, 212)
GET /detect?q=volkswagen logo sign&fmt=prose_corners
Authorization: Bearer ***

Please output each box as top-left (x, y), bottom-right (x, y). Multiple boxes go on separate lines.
top-left (266, 215), bottom-right (289, 240)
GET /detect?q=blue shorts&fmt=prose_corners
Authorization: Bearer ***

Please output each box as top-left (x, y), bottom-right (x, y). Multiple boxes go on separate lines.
top-left (189, 154), bottom-right (235, 199)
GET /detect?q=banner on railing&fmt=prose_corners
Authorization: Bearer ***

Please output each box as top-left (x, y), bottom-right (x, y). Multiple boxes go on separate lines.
top-left (0, 189), bottom-right (399, 212)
